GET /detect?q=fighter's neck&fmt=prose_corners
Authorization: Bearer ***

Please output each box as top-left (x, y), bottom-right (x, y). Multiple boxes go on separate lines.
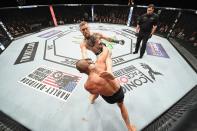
top-left (84, 32), bottom-right (94, 39)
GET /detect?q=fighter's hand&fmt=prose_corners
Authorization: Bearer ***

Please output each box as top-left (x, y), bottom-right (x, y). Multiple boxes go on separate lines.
top-left (99, 71), bottom-right (115, 80)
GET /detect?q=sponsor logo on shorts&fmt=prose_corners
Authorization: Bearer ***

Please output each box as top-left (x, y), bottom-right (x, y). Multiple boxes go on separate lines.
top-left (18, 66), bottom-right (81, 102)
top-left (14, 42), bottom-right (38, 64)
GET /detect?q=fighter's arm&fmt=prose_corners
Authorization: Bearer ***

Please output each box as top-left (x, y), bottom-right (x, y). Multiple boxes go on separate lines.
top-left (97, 46), bottom-right (115, 80)
top-left (84, 83), bottom-right (99, 94)
top-left (97, 32), bottom-right (124, 45)
top-left (80, 42), bottom-right (88, 59)
top-left (105, 50), bottom-right (112, 73)
top-left (94, 32), bottom-right (112, 42)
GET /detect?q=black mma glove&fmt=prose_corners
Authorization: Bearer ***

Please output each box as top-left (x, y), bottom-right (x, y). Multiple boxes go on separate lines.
top-left (118, 40), bottom-right (125, 45)
top-left (111, 39), bottom-right (125, 45)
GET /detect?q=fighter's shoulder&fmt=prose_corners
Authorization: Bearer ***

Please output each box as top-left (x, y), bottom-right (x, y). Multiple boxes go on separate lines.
top-left (84, 82), bottom-right (90, 90)
top-left (93, 32), bottom-right (101, 35)
top-left (84, 79), bottom-right (96, 90)
top-left (92, 32), bottom-right (102, 37)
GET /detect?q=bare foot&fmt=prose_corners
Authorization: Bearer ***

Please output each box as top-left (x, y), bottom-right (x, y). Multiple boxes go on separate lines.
top-left (99, 71), bottom-right (114, 80)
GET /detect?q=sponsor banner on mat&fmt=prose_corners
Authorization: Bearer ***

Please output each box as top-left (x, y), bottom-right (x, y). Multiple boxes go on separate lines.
top-left (14, 42), bottom-right (38, 65)
top-left (38, 30), bottom-right (62, 38)
top-left (18, 66), bottom-right (81, 102)
top-left (146, 42), bottom-right (169, 58)
top-left (114, 63), bottom-right (163, 94)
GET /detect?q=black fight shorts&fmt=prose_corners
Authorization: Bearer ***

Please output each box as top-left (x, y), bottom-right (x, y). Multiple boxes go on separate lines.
top-left (101, 86), bottom-right (124, 104)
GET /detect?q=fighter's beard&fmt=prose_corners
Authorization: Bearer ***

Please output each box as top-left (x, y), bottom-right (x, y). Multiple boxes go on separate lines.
top-left (85, 35), bottom-right (90, 39)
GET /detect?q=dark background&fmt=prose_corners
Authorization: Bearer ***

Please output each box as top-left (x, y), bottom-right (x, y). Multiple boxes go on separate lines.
top-left (0, 0), bottom-right (196, 10)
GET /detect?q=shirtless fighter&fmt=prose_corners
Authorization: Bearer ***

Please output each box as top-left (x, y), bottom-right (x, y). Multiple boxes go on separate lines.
top-left (76, 35), bottom-right (135, 131)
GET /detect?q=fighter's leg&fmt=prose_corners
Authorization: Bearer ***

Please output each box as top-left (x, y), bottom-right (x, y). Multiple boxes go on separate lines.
top-left (97, 47), bottom-right (113, 73)
top-left (117, 102), bottom-right (136, 131)
top-left (106, 48), bottom-right (113, 73)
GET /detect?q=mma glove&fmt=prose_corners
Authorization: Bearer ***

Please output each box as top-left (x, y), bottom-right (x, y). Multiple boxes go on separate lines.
top-left (118, 40), bottom-right (125, 45)
top-left (111, 39), bottom-right (125, 45)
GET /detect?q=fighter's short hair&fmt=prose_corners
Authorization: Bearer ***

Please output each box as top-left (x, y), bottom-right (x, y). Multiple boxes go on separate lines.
top-left (79, 21), bottom-right (88, 28)
top-left (76, 59), bottom-right (90, 74)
